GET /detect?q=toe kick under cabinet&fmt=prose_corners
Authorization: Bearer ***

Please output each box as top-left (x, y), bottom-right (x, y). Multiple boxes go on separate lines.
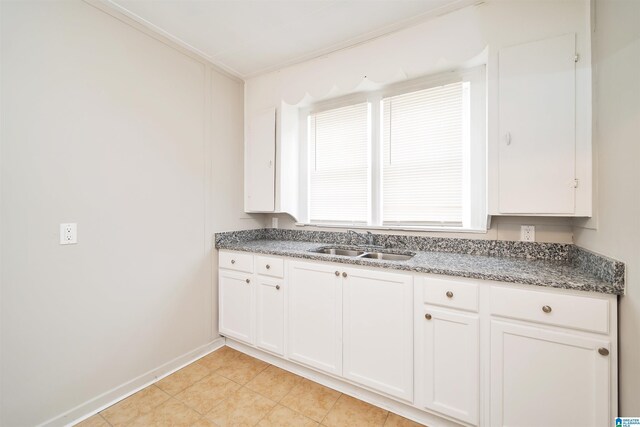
top-left (218, 250), bottom-right (617, 427)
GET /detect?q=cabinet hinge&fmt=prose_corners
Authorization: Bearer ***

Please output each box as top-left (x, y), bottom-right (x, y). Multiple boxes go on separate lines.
top-left (574, 54), bottom-right (580, 63)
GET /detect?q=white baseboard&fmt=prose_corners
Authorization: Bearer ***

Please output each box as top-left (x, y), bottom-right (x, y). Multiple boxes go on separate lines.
top-left (225, 339), bottom-right (466, 427)
top-left (40, 337), bottom-right (226, 427)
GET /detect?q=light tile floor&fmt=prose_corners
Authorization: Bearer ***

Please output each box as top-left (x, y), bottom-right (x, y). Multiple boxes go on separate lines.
top-left (75, 346), bottom-right (425, 427)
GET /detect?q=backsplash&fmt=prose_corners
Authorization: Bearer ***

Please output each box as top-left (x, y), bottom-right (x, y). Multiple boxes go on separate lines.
top-left (569, 246), bottom-right (626, 288)
top-left (215, 228), bottom-right (572, 261)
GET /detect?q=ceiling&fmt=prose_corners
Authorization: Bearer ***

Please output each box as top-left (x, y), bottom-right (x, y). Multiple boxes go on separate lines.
top-left (105, 0), bottom-right (472, 78)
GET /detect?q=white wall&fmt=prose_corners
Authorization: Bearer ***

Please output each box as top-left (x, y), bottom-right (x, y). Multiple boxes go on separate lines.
top-left (247, 0), bottom-right (593, 237)
top-left (573, 0), bottom-right (640, 415)
top-left (0, 1), bottom-right (260, 425)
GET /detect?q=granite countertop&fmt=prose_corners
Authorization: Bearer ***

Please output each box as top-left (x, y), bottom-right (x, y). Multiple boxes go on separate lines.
top-left (216, 238), bottom-right (624, 295)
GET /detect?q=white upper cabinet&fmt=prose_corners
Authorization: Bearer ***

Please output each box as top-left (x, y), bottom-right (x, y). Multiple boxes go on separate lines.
top-left (244, 103), bottom-right (299, 215)
top-left (245, 107), bottom-right (276, 212)
top-left (497, 33), bottom-right (583, 215)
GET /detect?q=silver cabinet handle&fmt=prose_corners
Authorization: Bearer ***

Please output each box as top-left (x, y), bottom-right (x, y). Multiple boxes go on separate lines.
top-left (598, 348), bottom-right (609, 356)
top-left (542, 305), bottom-right (552, 313)
top-left (425, 313), bottom-right (432, 320)
top-left (266, 264), bottom-right (271, 270)
top-left (231, 259), bottom-right (235, 264)
top-left (245, 279), bottom-right (250, 284)
top-left (342, 272), bottom-right (347, 278)
top-left (446, 291), bottom-right (454, 298)
top-left (505, 132), bottom-right (511, 145)
top-left (335, 271), bottom-right (340, 276)
top-left (275, 285), bottom-right (280, 290)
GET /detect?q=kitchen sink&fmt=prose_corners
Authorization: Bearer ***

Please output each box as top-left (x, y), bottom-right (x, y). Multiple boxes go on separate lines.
top-left (360, 252), bottom-right (414, 261)
top-left (314, 247), bottom-right (366, 256)
top-left (311, 246), bottom-right (414, 261)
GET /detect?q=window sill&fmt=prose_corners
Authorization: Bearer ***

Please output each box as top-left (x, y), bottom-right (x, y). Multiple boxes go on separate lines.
top-left (294, 222), bottom-right (488, 234)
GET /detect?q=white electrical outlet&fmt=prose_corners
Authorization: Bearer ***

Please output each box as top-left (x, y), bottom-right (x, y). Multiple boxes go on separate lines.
top-left (271, 217), bottom-right (278, 229)
top-left (520, 225), bottom-right (535, 242)
top-left (60, 223), bottom-right (77, 245)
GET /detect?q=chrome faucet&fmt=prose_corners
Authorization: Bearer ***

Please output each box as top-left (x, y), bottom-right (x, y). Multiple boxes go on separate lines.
top-left (348, 230), bottom-right (383, 248)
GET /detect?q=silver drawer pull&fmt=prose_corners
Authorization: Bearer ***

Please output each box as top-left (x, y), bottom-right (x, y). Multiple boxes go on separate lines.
top-left (245, 279), bottom-right (250, 284)
top-left (266, 264), bottom-right (271, 270)
top-left (231, 259), bottom-right (235, 264)
top-left (335, 271), bottom-right (340, 276)
top-left (446, 291), bottom-right (454, 298)
top-left (425, 313), bottom-right (432, 320)
top-left (542, 305), bottom-right (552, 313)
top-left (342, 272), bottom-right (347, 278)
top-left (276, 285), bottom-right (280, 290)
top-left (598, 348), bottom-right (609, 356)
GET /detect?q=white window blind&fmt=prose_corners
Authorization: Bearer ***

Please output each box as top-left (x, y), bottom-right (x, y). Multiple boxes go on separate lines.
top-left (382, 82), bottom-right (468, 224)
top-left (309, 102), bottom-right (369, 223)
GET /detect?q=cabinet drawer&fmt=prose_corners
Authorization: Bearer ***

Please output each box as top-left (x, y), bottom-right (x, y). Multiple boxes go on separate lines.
top-left (219, 251), bottom-right (253, 273)
top-left (490, 286), bottom-right (609, 334)
top-left (422, 277), bottom-right (479, 312)
top-left (256, 256), bottom-right (284, 278)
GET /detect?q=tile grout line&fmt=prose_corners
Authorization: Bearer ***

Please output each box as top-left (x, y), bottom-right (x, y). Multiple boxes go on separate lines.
top-left (318, 392), bottom-right (343, 426)
top-left (382, 411), bottom-right (391, 426)
top-left (239, 362), bottom-right (278, 426)
top-left (99, 413), bottom-right (113, 427)
top-left (252, 390), bottom-right (279, 426)
top-left (100, 385), bottom-right (170, 426)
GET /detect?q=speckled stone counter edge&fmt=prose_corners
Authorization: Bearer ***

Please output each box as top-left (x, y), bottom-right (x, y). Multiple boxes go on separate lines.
top-left (214, 228), bottom-right (625, 292)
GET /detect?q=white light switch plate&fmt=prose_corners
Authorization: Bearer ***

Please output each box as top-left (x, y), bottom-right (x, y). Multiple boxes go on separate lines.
top-left (60, 223), bottom-right (77, 245)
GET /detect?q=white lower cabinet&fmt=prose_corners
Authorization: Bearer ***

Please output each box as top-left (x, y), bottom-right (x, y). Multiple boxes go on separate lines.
top-left (343, 267), bottom-right (413, 401)
top-left (418, 306), bottom-right (479, 425)
top-left (287, 261), bottom-right (343, 376)
top-left (490, 320), bottom-right (611, 427)
top-left (255, 277), bottom-right (284, 356)
top-left (219, 269), bottom-right (253, 345)
top-left (219, 250), bottom-right (617, 427)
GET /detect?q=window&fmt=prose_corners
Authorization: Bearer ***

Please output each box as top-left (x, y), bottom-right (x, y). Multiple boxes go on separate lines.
top-left (303, 67), bottom-right (486, 230)
top-left (382, 82), bottom-right (468, 225)
top-left (309, 103), bottom-right (370, 223)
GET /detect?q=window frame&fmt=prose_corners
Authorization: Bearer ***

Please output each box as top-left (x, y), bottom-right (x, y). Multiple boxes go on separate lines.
top-left (298, 66), bottom-right (487, 232)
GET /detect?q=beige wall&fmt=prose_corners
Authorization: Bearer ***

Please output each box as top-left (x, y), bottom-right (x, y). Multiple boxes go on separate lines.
top-left (268, 214), bottom-right (574, 244)
top-left (0, 1), bottom-right (259, 425)
top-left (573, 0), bottom-right (640, 416)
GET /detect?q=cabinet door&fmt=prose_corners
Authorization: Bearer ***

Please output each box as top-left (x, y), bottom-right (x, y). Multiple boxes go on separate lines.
top-left (219, 270), bottom-right (253, 345)
top-left (418, 307), bottom-right (479, 425)
top-left (491, 321), bottom-right (611, 427)
top-left (255, 277), bottom-right (284, 356)
top-left (287, 261), bottom-right (342, 376)
top-left (245, 107), bottom-right (275, 212)
top-left (498, 33), bottom-right (576, 214)
top-left (343, 267), bottom-right (413, 401)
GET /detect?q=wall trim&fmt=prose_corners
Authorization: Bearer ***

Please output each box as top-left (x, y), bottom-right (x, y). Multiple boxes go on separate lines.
top-left (225, 339), bottom-right (468, 427)
top-left (82, 0), bottom-right (243, 83)
top-left (40, 338), bottom-right (225, 427)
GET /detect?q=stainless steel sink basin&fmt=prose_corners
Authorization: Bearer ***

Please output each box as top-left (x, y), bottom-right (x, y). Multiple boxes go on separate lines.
top-left (360, 252), bottom-right (414, 261)
top-left (312, 246), bottom-right (414, 261)
top-left (314, 247), bottom-right (366, 256)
